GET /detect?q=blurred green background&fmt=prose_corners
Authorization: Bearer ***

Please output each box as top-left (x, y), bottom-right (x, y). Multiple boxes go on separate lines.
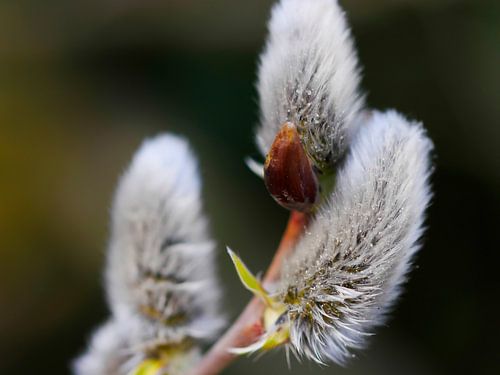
top-left (0, 0), bottom-right (498, 374)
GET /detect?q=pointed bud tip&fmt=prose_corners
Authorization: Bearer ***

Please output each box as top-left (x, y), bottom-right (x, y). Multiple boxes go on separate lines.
top-left (264, 122), bottom-right (319, 212)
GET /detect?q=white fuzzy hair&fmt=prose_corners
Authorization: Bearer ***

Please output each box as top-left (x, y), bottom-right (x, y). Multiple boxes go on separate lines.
top-left (74, 134), bottom-right (223, 374)
top-left (73, 320), bottom-right (131, 375)
top-left (256, 0), bottom-right (365, 168)
top-left (278, 110), bottom-right (433, 365)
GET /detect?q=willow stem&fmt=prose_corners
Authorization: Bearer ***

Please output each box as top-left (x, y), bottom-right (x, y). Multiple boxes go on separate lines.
top-left (187, 211), bottom-right (308, 375)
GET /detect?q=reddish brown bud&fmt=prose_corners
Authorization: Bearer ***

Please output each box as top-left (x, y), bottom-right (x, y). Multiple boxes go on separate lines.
top-left (264, 122), bottom-right (319, 212)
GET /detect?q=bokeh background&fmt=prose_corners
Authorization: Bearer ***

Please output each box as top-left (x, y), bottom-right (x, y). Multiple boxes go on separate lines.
top-left (1, 0), bottom-right (498, 374)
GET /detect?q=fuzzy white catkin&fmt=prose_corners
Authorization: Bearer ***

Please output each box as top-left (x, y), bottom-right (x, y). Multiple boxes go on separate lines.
top-left (256, 0), bottom-right (365, 168)
top-left (74, 134), bottom-right (223, 375)
top-left (72, 321), bottom-right (126, 375)
top-left (279, 110), bottom-right (433, 365)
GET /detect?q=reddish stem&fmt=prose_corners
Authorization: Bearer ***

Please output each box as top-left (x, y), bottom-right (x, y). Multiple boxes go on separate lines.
top-left (188, 211), bottom-right (308, 375)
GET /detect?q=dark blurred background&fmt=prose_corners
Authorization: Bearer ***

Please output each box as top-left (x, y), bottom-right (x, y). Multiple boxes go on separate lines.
top-left (1, 0), bottom-right (498, 374)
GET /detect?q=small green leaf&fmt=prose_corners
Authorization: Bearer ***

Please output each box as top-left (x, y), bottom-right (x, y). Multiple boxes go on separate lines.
top-left (228, 323), bottom-right (290, 355)
top-left (261, 324), bottom-right (290, 350)
top-left (227, 247), bottom-right (273, 306)
top-left (226, 248), bottom-right (291, 356)
top-left (263, 303), bottom-right (287, 330)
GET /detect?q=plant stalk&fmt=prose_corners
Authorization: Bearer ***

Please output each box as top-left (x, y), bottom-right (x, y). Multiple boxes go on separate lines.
top-left (187, 211), bottom-right (308, 375)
